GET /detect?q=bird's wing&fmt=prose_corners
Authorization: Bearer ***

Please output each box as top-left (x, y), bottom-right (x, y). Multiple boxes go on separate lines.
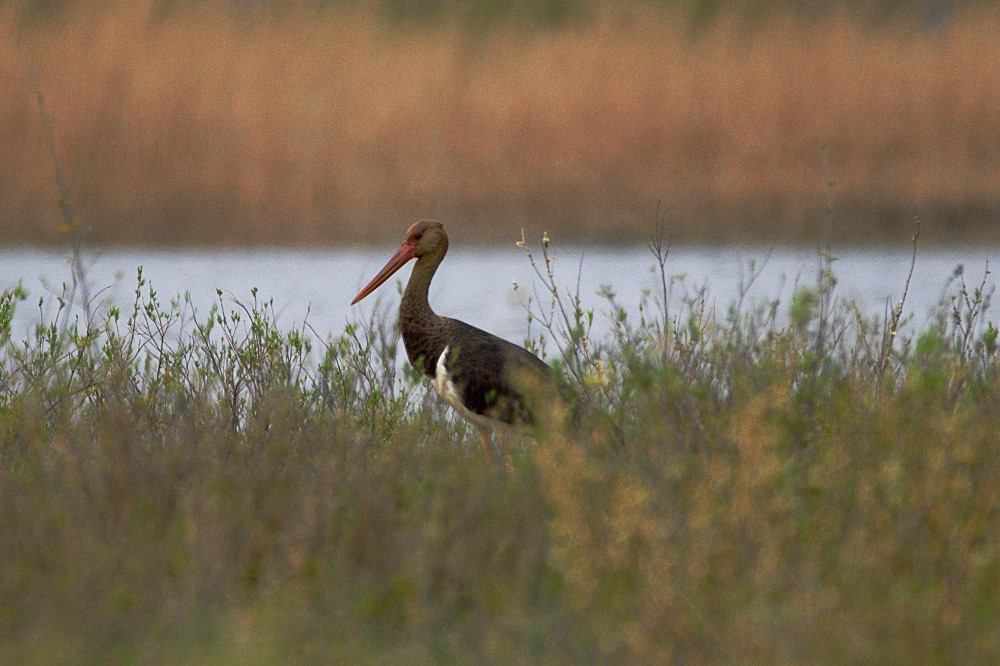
top-left (442, 319), bottom-right (554, 426)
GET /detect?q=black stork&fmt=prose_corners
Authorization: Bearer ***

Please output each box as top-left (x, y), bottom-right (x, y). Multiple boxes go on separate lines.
top-left (351, 220), bottom-right (557, 464)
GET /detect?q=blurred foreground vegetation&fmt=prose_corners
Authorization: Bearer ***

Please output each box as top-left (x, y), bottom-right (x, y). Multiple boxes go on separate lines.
top-left (2, 236), bottom-right (1000, 661)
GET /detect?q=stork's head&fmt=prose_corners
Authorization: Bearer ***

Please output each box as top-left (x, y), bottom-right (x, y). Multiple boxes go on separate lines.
top-left (351, 220), bottom-right (448, 305)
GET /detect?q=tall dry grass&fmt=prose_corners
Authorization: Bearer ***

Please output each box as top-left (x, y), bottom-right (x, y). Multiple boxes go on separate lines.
top-left (3, 1), bottom-right (1000, 245)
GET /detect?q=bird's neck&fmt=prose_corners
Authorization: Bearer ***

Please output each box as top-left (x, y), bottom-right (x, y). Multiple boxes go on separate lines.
top-left (400, 253), bottom-right (447, 375)
top-left (402, 254), bottom-right (442, 321)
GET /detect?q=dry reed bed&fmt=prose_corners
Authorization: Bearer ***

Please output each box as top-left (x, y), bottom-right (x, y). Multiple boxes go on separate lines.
top-left (3, 3), bottom-right (1000, 244)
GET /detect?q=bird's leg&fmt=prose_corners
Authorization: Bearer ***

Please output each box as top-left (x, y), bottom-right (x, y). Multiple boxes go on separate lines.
top-left (496, 429), bottom-right (512, 470)
top-left (477, 427), bottom-right (512, 469)
top-left (479, 429), bottom-right (494, 466)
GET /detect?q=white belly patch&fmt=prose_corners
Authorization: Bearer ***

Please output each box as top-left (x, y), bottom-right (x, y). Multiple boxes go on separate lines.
top-left (432, 346), bottom-right (494, 431)
top-left (432, 346), bottom-right (464, 411)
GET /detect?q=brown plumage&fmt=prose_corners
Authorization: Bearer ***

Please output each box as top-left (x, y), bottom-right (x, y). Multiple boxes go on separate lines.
top-left (351, 220), bottom-right (555, 463)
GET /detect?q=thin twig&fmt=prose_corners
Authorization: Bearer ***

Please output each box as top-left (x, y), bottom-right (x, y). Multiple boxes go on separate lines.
top-left (647, 201), bottom-right (672, 365)
top-left (877, 221), bottom-right (919, 385)
top-left (28, 65), bottom-right (92, 328)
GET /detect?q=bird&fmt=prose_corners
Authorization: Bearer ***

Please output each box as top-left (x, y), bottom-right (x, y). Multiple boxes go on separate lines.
top-left (351, 220), bottom-right (559, 464)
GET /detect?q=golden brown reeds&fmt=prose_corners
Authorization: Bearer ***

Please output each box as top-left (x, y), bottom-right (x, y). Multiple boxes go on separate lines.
top-left (3, 2), bottom-right (1000, 245)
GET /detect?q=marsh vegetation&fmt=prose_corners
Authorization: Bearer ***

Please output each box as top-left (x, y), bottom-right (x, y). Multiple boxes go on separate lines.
top-left (2, 231), bottom-right (1000, 661)
top-left (5, 1), bottom-right (1000, 659)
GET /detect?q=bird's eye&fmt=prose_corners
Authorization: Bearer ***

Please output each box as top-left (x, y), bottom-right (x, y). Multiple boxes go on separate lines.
top-left (413, 233), bottom-right (423, 241)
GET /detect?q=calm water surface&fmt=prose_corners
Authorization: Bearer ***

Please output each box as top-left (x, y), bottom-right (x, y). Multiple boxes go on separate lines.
top-left (2, 246), bottom-right (996, 348)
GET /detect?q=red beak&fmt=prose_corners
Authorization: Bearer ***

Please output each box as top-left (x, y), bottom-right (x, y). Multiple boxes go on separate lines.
top-left (351, 242), bottom-right (417, 305)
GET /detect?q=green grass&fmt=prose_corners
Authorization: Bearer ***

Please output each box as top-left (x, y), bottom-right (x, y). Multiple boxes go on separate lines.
top-left (2, 238), bottom-right (1000, 662)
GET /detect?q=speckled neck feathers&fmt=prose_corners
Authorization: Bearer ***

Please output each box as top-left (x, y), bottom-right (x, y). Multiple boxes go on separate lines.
top-left (399, 235), bottom-right (449, 376)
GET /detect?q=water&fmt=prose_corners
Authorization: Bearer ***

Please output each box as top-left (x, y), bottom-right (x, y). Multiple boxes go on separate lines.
top-left (1, 245), bottom-right (996, 348)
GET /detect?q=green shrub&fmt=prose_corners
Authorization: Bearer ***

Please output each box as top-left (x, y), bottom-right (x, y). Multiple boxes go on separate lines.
top-left (2, 244), bottom-right (999, 662)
